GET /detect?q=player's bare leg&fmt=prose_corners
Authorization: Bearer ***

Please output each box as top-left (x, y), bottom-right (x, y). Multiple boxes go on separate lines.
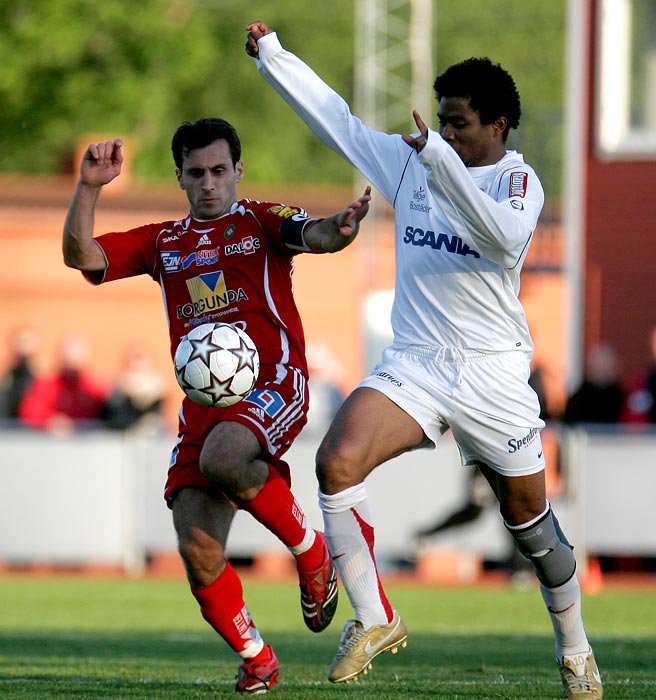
top-left (317, 388), bottom-right (423, 681)
top-left (172, 488), bottom-right (279, 693)
top-left (201, 422), bottom-right (338, 633)
top-left (478, 464), bottom-right (603, 699)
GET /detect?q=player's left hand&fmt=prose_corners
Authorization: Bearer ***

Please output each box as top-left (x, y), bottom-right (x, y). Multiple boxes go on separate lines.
top-left (245, 21), bottom-right (273, 57)
top-left (402, 110), bottom-right (429, 153)
top-left (337, 186), bottom-right (371, 236)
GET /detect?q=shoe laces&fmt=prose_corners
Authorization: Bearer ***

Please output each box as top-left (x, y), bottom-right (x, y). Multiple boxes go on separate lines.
top-left (561, 658), bottom-right (596, 693)
top-left (565, 675), bottom-right (594, 693)
top-left (337, 620), bottom-right (366, 654)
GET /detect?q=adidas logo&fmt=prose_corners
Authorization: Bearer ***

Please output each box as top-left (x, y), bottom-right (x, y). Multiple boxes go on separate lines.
top-left (197, 234), bottom-right (212, 247)
top-left (248, 406), bottom-right (266, 421)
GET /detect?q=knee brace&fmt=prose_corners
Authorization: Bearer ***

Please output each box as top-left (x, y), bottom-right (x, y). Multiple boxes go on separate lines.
top-left (506, 507), bottom-right (576, 588)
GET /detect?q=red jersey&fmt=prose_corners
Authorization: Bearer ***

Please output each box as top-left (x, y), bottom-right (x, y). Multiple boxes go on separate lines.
top-left (85, 199), bottom-right (318, 377)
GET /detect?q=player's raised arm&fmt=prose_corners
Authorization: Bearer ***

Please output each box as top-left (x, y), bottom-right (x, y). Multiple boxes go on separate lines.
top-left (244, 21), bottom-right (273, 57)
top-left (63, 139), bottom-right (123, 271)
top-left (304, 187), bottom-right (371, 253)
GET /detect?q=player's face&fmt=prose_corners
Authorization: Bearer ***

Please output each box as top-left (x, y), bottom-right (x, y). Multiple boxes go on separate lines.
top-left (437, 96), bottom-right (505, 167)
top-left (176, 139), bottom-right (244, 219)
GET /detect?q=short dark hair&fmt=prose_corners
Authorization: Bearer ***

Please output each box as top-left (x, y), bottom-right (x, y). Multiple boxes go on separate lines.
top-left (171, 117), bottom-right (241, 169)
top-left (433, 57), bottom-right (521, 140)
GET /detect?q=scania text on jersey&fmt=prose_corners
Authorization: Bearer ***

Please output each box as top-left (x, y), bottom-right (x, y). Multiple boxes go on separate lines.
top-left (403, 226), bottom-right (480, 258)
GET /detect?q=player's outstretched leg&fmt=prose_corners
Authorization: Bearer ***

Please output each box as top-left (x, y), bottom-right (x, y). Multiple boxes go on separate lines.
top-left (506, 504), bottom-right (603, 699)
top-left (190, 563), bottom-right (279, 694)
top-left (320, 484), bottom-right (408, 682)
top-left (328, 609), bottom-right (408, 683)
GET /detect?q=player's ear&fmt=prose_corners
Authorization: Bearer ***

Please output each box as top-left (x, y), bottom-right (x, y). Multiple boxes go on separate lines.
top-left (235, 160), bottom-right (244, 183)
top-left (175, 168), bottom-right (185, 190)
top-left (493, 116), bottom-right (507, 139)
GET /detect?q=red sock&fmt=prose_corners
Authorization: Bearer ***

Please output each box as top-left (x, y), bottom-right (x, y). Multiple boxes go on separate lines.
top-left (251, 644), bottom-right (273, 663)
top-left (191, 562), bottom-right (262, 654)
top-left (238, 464), bottom-right (324, 569)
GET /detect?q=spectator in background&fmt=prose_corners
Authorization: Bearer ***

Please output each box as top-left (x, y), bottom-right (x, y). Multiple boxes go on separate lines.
top-left (104, 347), bottom-right (167, 432)
top-left (623, 325), bottom-right (656, 424)
top-left (304, 344), bottom-right (346, 439)
top-left (0, 326), bottom-right (39, 423)
top-left (19, 333), bottom-right (106, 433)
top-left (563, 343), bottom-right (624, 424)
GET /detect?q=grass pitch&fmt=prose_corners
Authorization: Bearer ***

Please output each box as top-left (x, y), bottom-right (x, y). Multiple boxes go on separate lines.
top-left (0, 574), bottom-right (654, 699)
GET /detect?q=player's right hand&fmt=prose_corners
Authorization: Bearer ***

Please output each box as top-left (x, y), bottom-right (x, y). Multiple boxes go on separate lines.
top-left (80, 138), bottom-right (123, 187)
top-left (245, 21), bottom-right (273, 57)
top-left (402, 111), bottom-right (429, 153)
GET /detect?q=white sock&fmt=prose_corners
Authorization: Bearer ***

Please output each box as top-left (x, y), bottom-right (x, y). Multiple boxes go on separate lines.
top-left (288, 527), bottom-right (316, 556)
top-left (319, 484), bottom-right (391, 628)
top-left (540, 575), bottom-right (590, 658)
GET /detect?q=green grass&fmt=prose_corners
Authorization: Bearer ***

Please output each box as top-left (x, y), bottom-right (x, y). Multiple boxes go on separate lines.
top-left (0, 574), bottom-right (654, 698)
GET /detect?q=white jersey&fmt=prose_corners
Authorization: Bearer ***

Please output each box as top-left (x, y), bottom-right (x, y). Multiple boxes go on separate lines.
top-left (254, 33), bottom-right (545, 356)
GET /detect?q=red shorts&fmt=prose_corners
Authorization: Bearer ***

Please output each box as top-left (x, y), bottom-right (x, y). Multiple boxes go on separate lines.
top-left (165, 365), bottom-right (309, 506)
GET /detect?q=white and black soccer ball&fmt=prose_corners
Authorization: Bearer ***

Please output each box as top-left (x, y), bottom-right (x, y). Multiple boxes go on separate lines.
top-left (174, 323), bottom-right (260, 407)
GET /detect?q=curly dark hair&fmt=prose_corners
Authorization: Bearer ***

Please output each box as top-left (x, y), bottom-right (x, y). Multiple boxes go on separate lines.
top-left (433, 57), bottom-right (521, 141)
top-left (171, 117), bottom-right (241, 169)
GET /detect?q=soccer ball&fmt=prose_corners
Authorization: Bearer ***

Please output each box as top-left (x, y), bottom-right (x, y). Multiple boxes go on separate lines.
top-left (174, 323), bottom-right (260, 407)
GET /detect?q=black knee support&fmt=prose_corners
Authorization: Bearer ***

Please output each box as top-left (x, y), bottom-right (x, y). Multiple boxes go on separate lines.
top-left (506, 507), bottom-right (576, 588)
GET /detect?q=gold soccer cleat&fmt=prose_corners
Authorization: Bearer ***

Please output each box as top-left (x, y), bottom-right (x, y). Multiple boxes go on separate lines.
top-left (328, 609), bottom-right (408, 683)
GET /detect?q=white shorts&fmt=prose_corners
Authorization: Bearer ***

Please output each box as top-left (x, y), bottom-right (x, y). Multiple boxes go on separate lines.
top-left (358, 345), bottom-right (546, 477)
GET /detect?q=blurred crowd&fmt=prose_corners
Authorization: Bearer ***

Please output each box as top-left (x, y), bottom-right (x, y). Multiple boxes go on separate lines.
top-left (0, 327), bottom-right (168, 434)
top-left (562, 325), bottom-right (656, 426)
top-left (2, 325), bottom-right (656, 435)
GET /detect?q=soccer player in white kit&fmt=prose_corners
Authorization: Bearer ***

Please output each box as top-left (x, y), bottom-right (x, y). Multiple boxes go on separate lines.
top-left (246, 22), bottom-right (602, 699)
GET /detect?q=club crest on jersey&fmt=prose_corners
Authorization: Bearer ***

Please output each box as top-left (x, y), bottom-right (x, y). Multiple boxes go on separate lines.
top-left (509, 172), bottom-right (528, 198)
top-left (268, 204), bottom-right (301, 219)
top-left (176, 271), bottom-right (248, 318)
top-left (224, 224), bottom-right (236, 240)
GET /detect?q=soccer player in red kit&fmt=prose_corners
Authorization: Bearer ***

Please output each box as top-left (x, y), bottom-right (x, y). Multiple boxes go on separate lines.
top-left (63, 117), bottom-right (371, 694)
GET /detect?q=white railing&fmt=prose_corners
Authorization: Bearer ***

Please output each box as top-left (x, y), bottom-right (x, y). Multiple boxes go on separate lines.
top-left (1, 426), bottom-right (654, 574)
